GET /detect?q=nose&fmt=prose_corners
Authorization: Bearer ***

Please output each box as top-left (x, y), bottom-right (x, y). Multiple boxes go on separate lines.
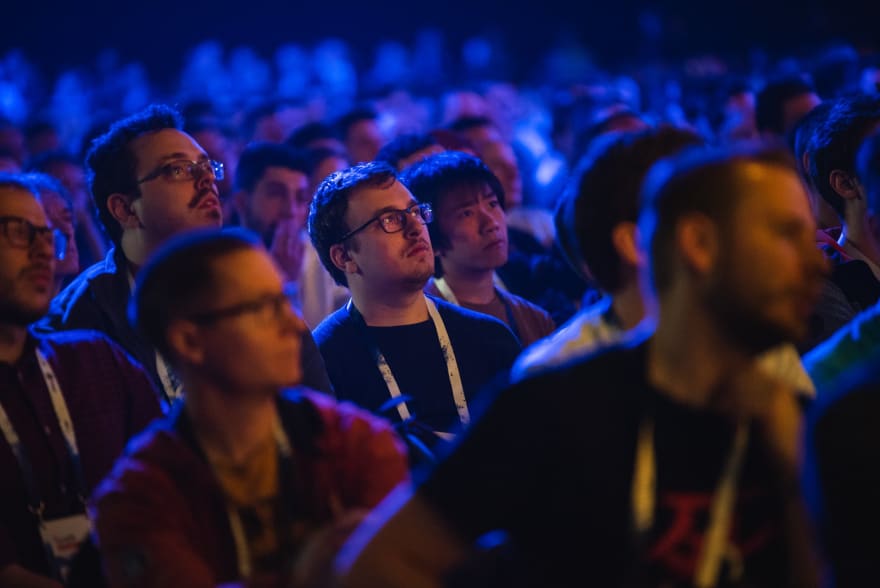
top-left (194, 162), bottom-right (217, 191)
top-left (31, 231), bottom-right (56, 261)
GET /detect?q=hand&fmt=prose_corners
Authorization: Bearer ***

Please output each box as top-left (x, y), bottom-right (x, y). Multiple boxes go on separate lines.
top-left (291, 509), bottom-right (370, 588)
top-left (270, 220), bottom-right (306, 281)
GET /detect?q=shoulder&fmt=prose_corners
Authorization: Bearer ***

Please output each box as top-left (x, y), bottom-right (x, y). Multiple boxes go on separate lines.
top-left (312, 304), bottom-right (355, 346)
top-left (36, 328), bottom-right (146, 371)
top-left (512, 298), bottom-right (623, 379)
top-left (497, 289), bottom-right (555, 325)
top-left (38, 250), bottom-right (125, 332)
top-left (431, 295), bottom-right (512, 336)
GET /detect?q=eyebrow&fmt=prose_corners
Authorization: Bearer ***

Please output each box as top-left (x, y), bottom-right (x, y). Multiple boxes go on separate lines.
top-left (369, 200), bottom-right (419, 216)
top-left (154, 152), bottom-right (210, 164)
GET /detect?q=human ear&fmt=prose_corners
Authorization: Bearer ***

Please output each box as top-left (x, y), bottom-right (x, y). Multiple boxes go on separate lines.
top-left (107, 193), bottom-right (143, 229)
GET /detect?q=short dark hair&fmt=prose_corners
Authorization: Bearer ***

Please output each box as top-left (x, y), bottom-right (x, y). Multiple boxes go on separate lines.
top-left (308, 161), bottom-right (397, 286)
top-left (793, 101), bottom-right (833, 184)
top-left (400, 151), bottom-right (504, 253)
top-left (0, 173), bottom-right (39, 198)
top-left (130, 228), bottom-right (260, 359)
top-left (808, 95), bottom-right (880, 217)
top-left (567, 126), bottom-right (702, 293)
top-left (85, 104), bottom-right (184, 246)
top-left (235, 142), bottom-right (309, 193)
top-left (756, 76), bottom-right (817, 135)
top-left (335, 107), bottom-right (378, 141)
top-left (447, 116), bottom-right (494, 133)
top-left (287, 122), bottom-right (337, 150)
top-left (375, 133), bottom-right (441, 170)
top-left (22, 172), bottom-right (73, 209)
top-left (640, 142), bottom-right (799, 294)
top-left (857, 131), bottom-right (880, 215)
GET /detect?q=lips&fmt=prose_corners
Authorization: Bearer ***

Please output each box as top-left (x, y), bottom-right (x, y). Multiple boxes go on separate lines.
top-left (406, 241), bottom-right (431, 257)
top-left (484, 238), bottom-right (506, 251)
top-left (22, 265), bottom-right (53, 288)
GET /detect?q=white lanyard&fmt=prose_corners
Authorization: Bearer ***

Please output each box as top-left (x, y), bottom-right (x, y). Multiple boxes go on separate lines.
top-left (0, 349), bottom-right (80, 461)
top-left (128, 270), bottom-right (182, 406)
top-left (631, 416), bottom-right (750, 587)
top-left (221, 418), bottom-right (293, 580)
top-left (349, 295), bottom-right (469, 426)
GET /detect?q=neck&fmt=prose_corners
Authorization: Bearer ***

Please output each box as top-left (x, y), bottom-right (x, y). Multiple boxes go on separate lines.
top-left (0, 324), bottom-right (28, 364)
top-left (120, 232), bottom-right (155, 269)
top-left (839, 216), bottom-right (880, 268)
top-left (438, 266), bottom-right (496, 305)
top-left (185, 381), bottom-right (278, 465)
top-left (648, 292), bottom-right (752, 408)
top-left (349, 282), bottom-right (429, 326)
top-left (610, 276), bottom-right (650, 330)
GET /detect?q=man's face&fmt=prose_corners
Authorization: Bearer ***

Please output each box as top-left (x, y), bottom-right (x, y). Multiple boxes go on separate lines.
top-left (0, 187), bottom-right (56, 325)
top-left (436, 184), bottom-right (508, 275)
top-left (129, 129), bottom-right (223, 247)
top-left (342, 180), bottom-right (434, 291)
top-left (39, 190), bottom-right (79, 277)
top-left (346, 119), bottom-right (385, 164)
top-left (191, 247), bottom-right (305, 395)
top-left (241, 166), bottom-right (310, 244)
top-left (703, 163), bottom-right (828, 353)
top-left (478, 140), bottom-right (522, 208)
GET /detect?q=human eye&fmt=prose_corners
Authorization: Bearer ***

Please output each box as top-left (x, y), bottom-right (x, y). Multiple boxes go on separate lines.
top-left (164, 161), bottom-right (190, 179)
top-left (374, 212), bottom-right (395, 229)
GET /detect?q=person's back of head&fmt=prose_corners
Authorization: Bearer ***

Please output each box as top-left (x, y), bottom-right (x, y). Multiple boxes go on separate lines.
top-left (308, 161), bottom-right (398, 286)
top-left (567, 126), bottom-right (704, 295)
top-left (85, 104), bottom-right (184, 247)
top-left (756, 75), bottom-right (821, 137)
top-left (808, 94), bottom-right (880, 220)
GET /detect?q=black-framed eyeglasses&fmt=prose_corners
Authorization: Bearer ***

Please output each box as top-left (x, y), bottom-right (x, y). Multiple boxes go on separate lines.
top-left (136, 159), bottom-right (225, 185)
top-left (187, 291), bottom-right (293, 325)
top-left (0, 216), bottom-right (68, 261)
top-left (337, 202), bottom-right (433, 243)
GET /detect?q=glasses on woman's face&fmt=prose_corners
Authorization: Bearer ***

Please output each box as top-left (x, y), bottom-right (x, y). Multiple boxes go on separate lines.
top-left (0, 216), bottom-right (68, 260)
top-left (136, 159), bottom-right (225, 185)
top-left (337, 202), bottom-right (433, 243)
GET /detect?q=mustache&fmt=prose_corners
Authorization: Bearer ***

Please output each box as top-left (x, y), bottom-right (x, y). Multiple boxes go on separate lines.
top-left (188, 188), bottom-right (219, 209)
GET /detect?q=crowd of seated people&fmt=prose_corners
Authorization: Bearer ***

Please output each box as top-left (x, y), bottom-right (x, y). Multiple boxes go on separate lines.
top-left (2, 33), bottom-right (880, 587)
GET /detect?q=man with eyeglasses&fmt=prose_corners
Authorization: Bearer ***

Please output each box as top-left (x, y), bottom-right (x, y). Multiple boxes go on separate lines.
top-left (308, 162), bottom-right (520, 448)
top-left (0, 175), bottom-right (162, 587)
top-left (36, 104), bottom-right (332, 402)
top-left (91, 229), bottom-right (407, 587)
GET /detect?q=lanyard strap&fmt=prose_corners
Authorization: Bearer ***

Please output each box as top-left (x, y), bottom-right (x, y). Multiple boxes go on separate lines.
top-left (0, 349), bottom-right (86, 512)
top-left (432, 277), bottom-right (521, 342)
top-left (348, 295), bottom-right (469, 426)
top-left (631, 416), bottom-right (750, 587)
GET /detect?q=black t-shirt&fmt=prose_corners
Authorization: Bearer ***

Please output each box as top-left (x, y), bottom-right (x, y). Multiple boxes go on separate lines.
top-left (312, 296), bottom-right (521, 433)
top-left (419, 338), bottom-right (788, 587)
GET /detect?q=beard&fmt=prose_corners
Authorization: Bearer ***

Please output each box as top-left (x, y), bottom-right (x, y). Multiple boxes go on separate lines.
top-left (703, 260), bottom-right (800, 356)
top-left (0, 275), bottom-right (51, 326)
